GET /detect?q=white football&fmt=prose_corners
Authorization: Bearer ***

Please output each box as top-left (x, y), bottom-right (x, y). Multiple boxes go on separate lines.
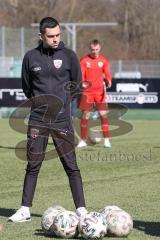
top-left (90, 137), bottom-right (101, 144)
top-left (89, 130), bottom-right (102, 144)
top-left (41, 205), bottom-right (66, 236)
top-left (52, 210), bottom-right (79, 238)
top-left (100, 205), bottom-right (122, 219)
top-left (78, 212), bottom-right (107, 239)
top-left (107, 210), bottom-right (133, 237)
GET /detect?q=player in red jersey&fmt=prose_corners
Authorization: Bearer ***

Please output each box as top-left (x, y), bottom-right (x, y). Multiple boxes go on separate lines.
top-left (77, 39), bottom-right (112, 148)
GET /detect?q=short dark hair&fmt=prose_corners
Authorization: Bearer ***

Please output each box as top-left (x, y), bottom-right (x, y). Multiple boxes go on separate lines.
top-left (39, 17), bottom-right (59, 33)
top-left (90, 39), bottom-right (101, 46)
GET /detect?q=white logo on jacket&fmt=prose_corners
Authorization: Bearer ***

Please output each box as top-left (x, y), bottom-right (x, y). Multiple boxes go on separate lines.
top-left (33, 67), bottom-right (41, 72)
top-left (53, 59), bottom-right (62, 69)
top-left (86, 62), bottom-right (91, 68)
top-left (98, 61), bottom-right (103, 68)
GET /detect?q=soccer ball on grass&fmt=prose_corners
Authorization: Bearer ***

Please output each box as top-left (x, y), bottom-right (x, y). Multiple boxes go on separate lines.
top-left (41, 205), bottom-right (66, 236)
top-left (52, 210), bottom-right (79, 238)
top-left (106, 209), bottom-right (133, 237)
top-left (78, 211), bottom-right (107, 239)
top-left (89, 130), bottom-right (102, 144)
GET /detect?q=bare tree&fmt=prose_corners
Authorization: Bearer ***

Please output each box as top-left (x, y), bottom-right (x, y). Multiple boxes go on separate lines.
top-left (1, 0), bottom-right (160, 59)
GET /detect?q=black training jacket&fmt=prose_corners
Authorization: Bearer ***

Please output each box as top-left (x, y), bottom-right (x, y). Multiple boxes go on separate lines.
top-left (22, 41), bottom-right (82, 123)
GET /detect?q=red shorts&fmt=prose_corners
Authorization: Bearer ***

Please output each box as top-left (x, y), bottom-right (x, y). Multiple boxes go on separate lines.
top-left (78, 92), bottom-right (108, 111)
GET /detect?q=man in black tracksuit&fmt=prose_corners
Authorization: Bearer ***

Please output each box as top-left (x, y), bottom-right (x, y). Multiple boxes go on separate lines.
top-left (9, 17), bottom-right (87, 222)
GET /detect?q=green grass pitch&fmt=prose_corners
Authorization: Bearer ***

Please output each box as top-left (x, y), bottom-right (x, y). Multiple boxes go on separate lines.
top-left (0, 109), bottom-right (160, 239)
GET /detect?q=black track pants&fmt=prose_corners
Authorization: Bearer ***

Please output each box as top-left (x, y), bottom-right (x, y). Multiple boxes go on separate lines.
top-left (21, 122), bottom-right (86, 209)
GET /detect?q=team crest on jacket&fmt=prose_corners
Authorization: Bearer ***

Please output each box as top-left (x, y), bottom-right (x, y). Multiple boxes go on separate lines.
top-left (30, 128), bottom-right (39, 138)
top-left (53, 59), bottom-right (62, 69)
top-left (86, 62), bottom-right (91, 68)
top-left (98, 61), bottom-right (103, 67)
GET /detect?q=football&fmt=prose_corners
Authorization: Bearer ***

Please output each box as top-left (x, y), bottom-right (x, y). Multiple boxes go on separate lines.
top-left (41, 205), bottom-right (66, 236)
top-left (52, 210), bottom-right (79, 238)
top-left (89, 130), bottom-right (102, 144)
top-left (107, 209), bottom-right (133, 237)
top-left (78, 212), bottom-right (107, 239)
top-left (100, 205), bottom-right (122, 219)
